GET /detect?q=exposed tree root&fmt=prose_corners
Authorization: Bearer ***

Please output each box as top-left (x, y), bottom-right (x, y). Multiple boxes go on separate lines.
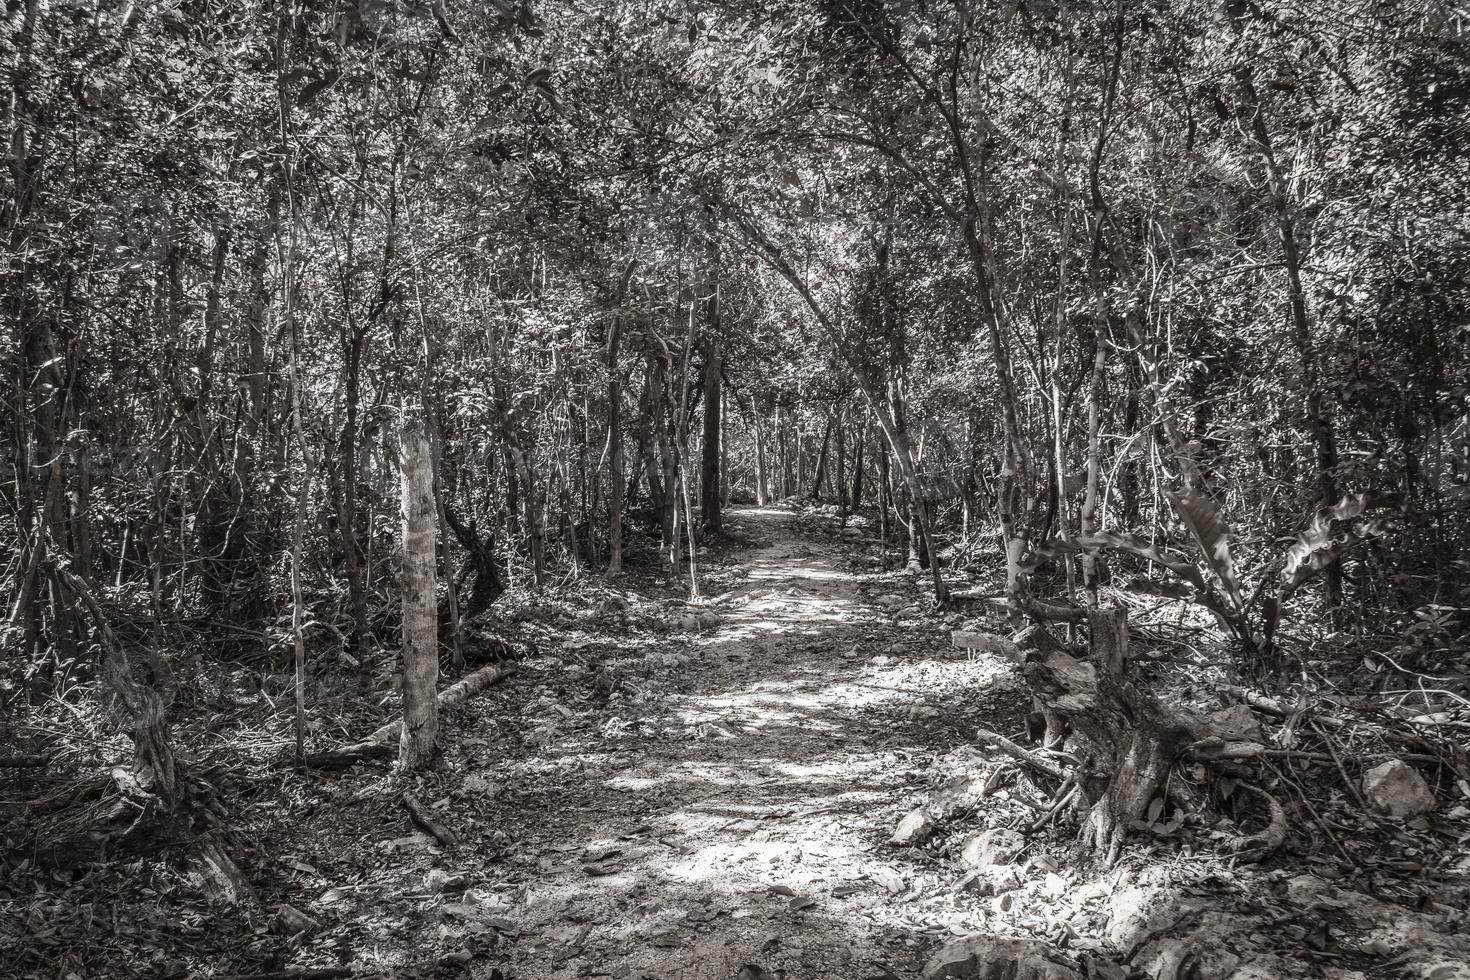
top-left (1225, 783), bottom-right (1288, 863)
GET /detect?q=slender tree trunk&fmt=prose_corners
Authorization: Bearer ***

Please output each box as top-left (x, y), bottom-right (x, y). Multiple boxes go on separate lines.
top-left (676, 301), bottom-right (700, 594)
top-left (878, 444), bottom-right (891, 555)
top-left (398, 413), bottom-right (439, 770)
top-left (835, 407), bottom-right (849, 516)
top-left (337, 330), bottom-right (373, 682)
top-left (700, 332), bottom-right (722, 532)
top-left (810, 414), bottom-right (833, 501)
top-left (753, 409), bottom-right (769, 505)
top-left (431, 421), bottom-right (464, 671)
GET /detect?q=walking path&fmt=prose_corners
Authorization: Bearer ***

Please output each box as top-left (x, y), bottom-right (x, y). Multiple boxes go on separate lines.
top-left (406, 505), bottom-right (1021, 979)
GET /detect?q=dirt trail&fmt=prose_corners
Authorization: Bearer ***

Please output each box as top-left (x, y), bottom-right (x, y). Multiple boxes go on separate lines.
top-left (416, 505), bottom-right (1020, 980)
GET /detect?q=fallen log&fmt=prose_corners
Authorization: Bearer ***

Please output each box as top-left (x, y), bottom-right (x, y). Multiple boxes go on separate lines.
top-left (301, 662), bottom-right (517, 769)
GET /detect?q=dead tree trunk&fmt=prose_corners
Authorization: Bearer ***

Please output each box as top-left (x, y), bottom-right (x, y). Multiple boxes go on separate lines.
top-left (1022, 605), bottom-right (1189, 864)
top-left (398, 413), bottom-right (439, 770)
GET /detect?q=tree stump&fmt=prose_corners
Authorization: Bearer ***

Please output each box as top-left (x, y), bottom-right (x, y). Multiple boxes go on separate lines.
top-left (1022, 604), bottom-right (1190, 863)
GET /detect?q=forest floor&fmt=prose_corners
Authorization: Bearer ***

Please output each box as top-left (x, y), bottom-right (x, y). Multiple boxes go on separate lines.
top-left (5, 505), bottom-right (1470, 979)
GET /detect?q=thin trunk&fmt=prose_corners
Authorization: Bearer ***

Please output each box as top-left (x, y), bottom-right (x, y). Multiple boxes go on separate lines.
top-left (604, 260), bottom-right (636, 577)
top-left (700, 333), bottom-right (722, 531)
top-left (810, 414), bottom-right (833, 501)
top-left (431, 421), bottom-right (464, 672)
top-left (676, 300), bottom-right (700, 594)
top-left (398, 413), bottom-right (439, 770)
top-left (753, 410), bottom-right (769, 505)
top-left (835, 408), bottom-right (849, 516)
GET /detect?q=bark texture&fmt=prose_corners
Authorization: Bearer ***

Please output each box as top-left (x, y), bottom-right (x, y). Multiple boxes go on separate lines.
top-left (398, 413), bottom-right (440, 770)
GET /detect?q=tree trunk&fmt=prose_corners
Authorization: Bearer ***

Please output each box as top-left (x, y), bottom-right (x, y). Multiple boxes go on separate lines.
top-left (700, 333), bottom-right (722, 532)
top-left (337, 329), bottom-right (373, 678)
top-left (835, 408), bottom-right (849, 516)
top-left (810, 414), bottom-right (833, 501)
top-left (443, 503), bottom-right (503, 618)
top-left (398, 413), bottom-right (439, 770)
top-left (753, 408), bottom-right (769, 505)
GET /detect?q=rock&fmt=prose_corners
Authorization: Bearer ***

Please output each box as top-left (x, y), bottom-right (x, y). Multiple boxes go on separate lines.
top-left (890, 808), bottom-right (936, 846)
top-left (960, 828), bottom-right (1026, 869)
top-left (1362, 759), bottom-right (1436, 818)
top-left (272, 903), bottom-right (318, 936)
top-left (1416, 958), bottom-right (1470, 980)
top-left (1132, 932), bottom-right (1242, 980)
top-left (923, 936), bottom-right (1079, 979)
top-left (1284, 874), bottom-right (1339, 907)
top-left (425, 868), bottom-right (468, 894)
top-left (958, 865), bottom-right (1024, 897)
top-left (1201, 704), bottom-right (1265, 742)
top-left (1106, 885), bottom-right (1188, 947)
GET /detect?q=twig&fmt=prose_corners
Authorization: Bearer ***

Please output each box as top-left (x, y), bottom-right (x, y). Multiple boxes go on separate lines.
top-left (401, 791), bottom-right (458, 848)
top-left (970, 727), bottom-right (1068, 781)
top-left (1028, 776), bottom-right (1078, 832)
top-left (1311, 720), bottom-right (1371, 813)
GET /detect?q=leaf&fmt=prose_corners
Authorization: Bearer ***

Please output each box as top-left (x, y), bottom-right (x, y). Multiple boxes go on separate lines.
top-left (1077, 531), bottom-right (1209, 593)
top-left (1279, 494), bottom-right (1368, 599)
top-left (1168, 489), bottom-right (1242, 609)
top-left (788, 896), bottom-right (816, 911)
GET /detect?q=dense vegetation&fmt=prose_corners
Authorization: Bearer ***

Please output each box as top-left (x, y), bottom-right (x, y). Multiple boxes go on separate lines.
top-left (3, 0), bottom-right (1469, 976)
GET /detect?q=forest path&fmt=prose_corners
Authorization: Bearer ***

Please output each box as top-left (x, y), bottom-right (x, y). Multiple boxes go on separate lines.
top-left (448, 506), bottom-right (1022, 980)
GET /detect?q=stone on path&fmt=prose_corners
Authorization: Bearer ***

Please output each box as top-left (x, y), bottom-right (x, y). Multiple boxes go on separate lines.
top-left (1362, 759), bottom-right (1436, 818)
top-left (889, 807), bottom-right (936, 846)
top-left (959, 827), bottom-right (1026, 869)
top-left (923, 936), bottom-right (1079, 979)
